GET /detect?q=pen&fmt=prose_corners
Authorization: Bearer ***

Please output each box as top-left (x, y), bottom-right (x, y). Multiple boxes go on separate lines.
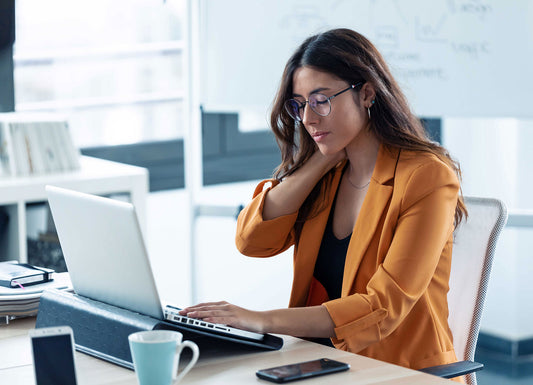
top-left (12, 280), bottom-right (25, 290)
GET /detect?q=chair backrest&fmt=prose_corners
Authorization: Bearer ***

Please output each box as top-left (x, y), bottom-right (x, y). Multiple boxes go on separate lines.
top-left (447, 197), bottom-right (507, 384)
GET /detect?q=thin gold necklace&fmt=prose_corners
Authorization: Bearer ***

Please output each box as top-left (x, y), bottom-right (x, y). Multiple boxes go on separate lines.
top-left (346, 165), bottom-right (371, 189)
top-left (347, 175), bottom-right (371, 189)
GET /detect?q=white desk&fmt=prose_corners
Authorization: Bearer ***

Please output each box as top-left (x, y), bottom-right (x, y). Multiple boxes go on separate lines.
top-left (0, 317), bottom-right (454, 384)
top-left (0, 156), bottom-right (148, 263)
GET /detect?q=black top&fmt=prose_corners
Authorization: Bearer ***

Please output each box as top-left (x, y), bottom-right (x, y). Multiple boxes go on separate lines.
top-left (313, 193), bottom-right (351, 301)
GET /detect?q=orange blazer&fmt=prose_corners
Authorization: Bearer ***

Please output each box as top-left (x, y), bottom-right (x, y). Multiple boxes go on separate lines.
top-left (235, 145), bottom-right (460, 370)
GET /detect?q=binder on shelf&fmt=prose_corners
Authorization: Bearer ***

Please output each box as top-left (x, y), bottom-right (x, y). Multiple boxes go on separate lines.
top-left (9, 123), bottom-right (29, 175)
top-left (42, 122), bottom-right (59, 172)
top-left (0, 113), bottom-right (81, 177)
top-left (0, 123), bottom-right (10, 176)
top-left (58, 121), bottom-right (81, 170)
top-left (22, 123), bottom-right (44, 174)
top-left (47, 121), bottom-right (68, 171)
top-left (32, 121), bottom-right (52, 173)
top-left (36, 289), bottom-right (284, 369)
top-left (0, 122), bottom-right (17, 176)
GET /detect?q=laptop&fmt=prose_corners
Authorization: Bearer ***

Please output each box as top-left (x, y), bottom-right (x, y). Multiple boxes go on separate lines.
top-left (45, 185), bottom-right (264, 342)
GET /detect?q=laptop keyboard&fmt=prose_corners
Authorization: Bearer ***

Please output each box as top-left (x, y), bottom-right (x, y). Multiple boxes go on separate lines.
top-left (164, 305), bottom-right (264, 341)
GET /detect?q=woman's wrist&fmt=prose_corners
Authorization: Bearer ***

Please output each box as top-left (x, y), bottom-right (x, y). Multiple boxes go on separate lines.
top-left (258, 306), bottom-right (335, 338)
top-left (259, 309), bottom-right (275, 334)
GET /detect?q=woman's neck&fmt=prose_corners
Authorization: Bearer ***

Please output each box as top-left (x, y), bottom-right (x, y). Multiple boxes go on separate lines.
top-left (345, 129), bottom-right (380, 186)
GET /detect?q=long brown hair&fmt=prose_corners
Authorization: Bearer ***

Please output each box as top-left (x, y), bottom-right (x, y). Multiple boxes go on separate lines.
top-left (270, 28), bottom-right (466, 228)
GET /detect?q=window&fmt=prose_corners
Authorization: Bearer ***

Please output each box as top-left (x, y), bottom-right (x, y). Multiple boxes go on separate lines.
top-left (14, 0), bottom-right (186, 147)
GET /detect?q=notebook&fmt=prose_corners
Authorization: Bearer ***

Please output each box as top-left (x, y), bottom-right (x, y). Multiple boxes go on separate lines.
top-left (45, 185), bottom-right (264, 342)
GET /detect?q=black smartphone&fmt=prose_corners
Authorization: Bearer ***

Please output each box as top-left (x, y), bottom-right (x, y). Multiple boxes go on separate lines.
top-left (256, 358), bottom-right (350, 383)
top-left (29, 326), bottom-right (78, 385)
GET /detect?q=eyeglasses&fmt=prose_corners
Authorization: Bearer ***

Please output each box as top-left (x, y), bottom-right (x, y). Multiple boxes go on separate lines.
top-left (284, 82), bottom-right (362, 122)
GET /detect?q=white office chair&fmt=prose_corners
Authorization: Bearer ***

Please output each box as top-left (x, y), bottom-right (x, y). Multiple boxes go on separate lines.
top-left (421, 196), bottom-right (508, 384)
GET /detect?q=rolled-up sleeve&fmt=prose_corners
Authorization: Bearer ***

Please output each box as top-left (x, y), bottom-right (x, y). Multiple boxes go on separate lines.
top-left (323, 161), bottom-right (459, 353)
top-left (236, 179), bottom-right (298, 257)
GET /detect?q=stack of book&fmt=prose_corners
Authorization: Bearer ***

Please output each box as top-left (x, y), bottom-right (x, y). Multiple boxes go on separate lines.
top-left (0, 262), bottom-right (72, 321)
top-left (0, 113), bottom-right (81, 177)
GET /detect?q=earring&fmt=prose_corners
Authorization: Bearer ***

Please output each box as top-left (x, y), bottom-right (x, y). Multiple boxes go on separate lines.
top-left (367, 100), bottom-right (375, 119)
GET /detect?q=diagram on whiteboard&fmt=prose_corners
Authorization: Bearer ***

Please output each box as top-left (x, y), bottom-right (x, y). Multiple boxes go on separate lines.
top-left (203, 0), bottom-right (530, 121)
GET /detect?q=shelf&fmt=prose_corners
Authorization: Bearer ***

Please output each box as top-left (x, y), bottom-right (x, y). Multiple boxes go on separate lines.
top-left (0, 156), bottom-right (148, 263)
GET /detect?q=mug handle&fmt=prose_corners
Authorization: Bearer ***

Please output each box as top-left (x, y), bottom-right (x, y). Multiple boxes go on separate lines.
top-left (173, 340), bottom-right (199, 384)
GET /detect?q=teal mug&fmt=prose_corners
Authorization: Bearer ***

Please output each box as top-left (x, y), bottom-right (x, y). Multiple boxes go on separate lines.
top-left (128, 330), bottom-right (199, 385)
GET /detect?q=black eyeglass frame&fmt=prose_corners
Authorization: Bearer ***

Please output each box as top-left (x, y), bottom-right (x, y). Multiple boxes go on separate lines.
top-left (284, 82), bottom-right (363, 122)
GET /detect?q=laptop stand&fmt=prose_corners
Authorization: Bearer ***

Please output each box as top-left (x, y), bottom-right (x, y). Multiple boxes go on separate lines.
top-left (36, 289), bottom-right (284, 369)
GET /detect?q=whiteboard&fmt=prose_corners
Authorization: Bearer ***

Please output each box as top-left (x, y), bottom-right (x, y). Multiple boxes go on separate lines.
top-left (199, 0), bottom-right (533, 128)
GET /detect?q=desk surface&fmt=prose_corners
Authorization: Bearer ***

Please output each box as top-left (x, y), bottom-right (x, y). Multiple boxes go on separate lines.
top-left (0, 317), bottom-right (453, 385)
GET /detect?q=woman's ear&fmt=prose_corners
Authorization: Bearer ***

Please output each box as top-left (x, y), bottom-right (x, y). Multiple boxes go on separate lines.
top-left (360, 82), bottom-right (376, 108)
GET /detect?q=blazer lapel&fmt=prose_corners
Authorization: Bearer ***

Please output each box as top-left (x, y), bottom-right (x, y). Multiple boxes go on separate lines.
top-left (341, 145), bottom-right (399, 296)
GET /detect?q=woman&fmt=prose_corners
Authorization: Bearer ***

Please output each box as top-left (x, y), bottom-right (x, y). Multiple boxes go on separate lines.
top-left (180, 28), bottom-right (467, 373)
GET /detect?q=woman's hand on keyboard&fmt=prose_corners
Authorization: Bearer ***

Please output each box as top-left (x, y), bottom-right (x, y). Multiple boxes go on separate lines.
top-left (180, 302), bottom-right (336, 338)
top-left (179, 301), bottom-right (266, 334)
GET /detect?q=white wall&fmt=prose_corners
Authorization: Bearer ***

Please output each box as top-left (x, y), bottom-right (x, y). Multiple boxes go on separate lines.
top-left (443, 118), bottom-right (533, 341)
top-left (145, 189), bottom-right (192, 306)
top-left (145, 182), bottom-right (293, 311)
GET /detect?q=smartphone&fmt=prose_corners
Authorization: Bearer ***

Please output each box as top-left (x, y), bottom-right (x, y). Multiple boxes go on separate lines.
top-left (29, 326), bottom-right (78, 385)
top-left (256, 358), bottom-right (350, 383)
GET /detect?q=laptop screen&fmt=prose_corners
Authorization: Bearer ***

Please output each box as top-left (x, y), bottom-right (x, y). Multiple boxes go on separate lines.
top-left (46, 185), bottom-right (164, 319)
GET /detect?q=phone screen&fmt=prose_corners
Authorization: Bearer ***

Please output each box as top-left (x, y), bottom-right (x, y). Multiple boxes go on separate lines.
top-left (256, 358), bottom-right (349, 383)
top-left (32, 334), bottom-right (77, 385)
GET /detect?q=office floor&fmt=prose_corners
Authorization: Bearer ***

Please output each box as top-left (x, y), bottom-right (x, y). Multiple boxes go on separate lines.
top-left (477, 368), bottom-right (533, 385)
top-left (475, 347), bottom-right (533, 385)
